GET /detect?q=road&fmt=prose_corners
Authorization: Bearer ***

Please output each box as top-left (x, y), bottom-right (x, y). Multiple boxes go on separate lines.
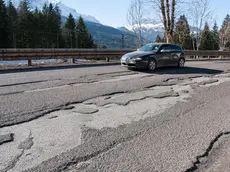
top-left (1, 60), bottom-right (230, 172)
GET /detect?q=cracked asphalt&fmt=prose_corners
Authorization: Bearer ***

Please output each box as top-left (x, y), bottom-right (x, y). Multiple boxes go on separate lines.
top-left (2, 60), bottom-right (230, 171)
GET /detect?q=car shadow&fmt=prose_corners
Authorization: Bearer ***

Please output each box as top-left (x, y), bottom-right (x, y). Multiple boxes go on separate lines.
top-left (0, 63), bottom-right (120, 74)
top-left (137, 66), bottom-right (223, 75)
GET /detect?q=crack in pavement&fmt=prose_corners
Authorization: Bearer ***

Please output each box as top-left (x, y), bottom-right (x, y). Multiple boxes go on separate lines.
top-left (0, 80), bottom-right (50, 88)
top-left (67, 72), bottom-right (139, 86)
top-left (145, 81), bottom-right (181, 88)
top-left (110, 72), bottom-right (139, 78)
top-left (0, 133), bottom-right (14, 145)
top-left (0, 91), bottom-right (25, 96)
top-left (99, 91), bottom-right (180, 107)
top-left (185, 131), bottom-right (230, 172)
top-left (0, 75), bottom-right (194, 128)
top-left (0, 74), bottom-right (223, 129)
top-left (67, 80), bottom-right (98, 85)
top-left (96, 71), bottom-right (136, 76)
top-left (198, 79), bottom-right (219, 86)
top-left (1, 131), bottom-right (33, 172)
top-left (0, 72), bottom-right (141, 96)
top-left (2, 73), bottom-right (230, 172)
top-left (0, 90), bottom-right (125, 128)
top-left (0, 105), bottom-right (76, 128)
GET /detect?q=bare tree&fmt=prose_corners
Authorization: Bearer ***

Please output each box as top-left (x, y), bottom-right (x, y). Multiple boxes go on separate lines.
top-left (145, 0), bottom-right (177, 43)
top-left (127, 0), bottom-right (146, 48)
top-left (188, 0), bottom-right (212, 50)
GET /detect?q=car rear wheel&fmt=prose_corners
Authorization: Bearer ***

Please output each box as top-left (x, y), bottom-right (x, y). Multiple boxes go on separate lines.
top-left (148, 60), bottom-right (156, 71)
top-left (178, 58), bottom-right (185, 68)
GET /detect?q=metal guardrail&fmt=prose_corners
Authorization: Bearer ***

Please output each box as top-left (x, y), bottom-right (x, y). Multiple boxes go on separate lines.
top-left (1, 49), bottom-right (230, 66)
top-left (185, 50), bottom-right (230, 56)
top-left (0, 49), bottom-right (135, 65)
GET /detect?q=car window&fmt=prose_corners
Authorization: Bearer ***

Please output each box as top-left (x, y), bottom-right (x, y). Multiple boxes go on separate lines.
top-left (160, 45), bottom-right (182, 52)
top-left (139, 44), bottom-right (160, 52)
top-left (160, 45), bottom-right (172, 52)
top-left (171, 45), bottom-right (182, 52)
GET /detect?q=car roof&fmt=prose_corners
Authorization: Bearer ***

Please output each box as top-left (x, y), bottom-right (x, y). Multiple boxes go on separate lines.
top-left (149, 43), bottom-right (179, 46)
top-left (147, 43), bottom-right (182, 48)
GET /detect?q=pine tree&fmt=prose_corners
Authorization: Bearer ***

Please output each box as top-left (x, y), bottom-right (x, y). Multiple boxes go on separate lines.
top-left (32, 8), bottom-right (45, 48)
top-left (212, 21), bottom-right (219, 50)
top-left (53, 4), bottom-right (62, 48)
top-left (220, 14), bottom-right (230, 50)
top-left (199, 22), bottom-right (213, 50)
top-left (62, 13), bottom-right (76, 48)
top-left (76, 16), bottom-right (94, 48)
top-left (173, 32), bottom-right (179, 44)
top-left (88, 34), bottom-right (94, 48)
top-left (0, 0), bottom-right (9, 48)
top-left (41, 3), bottom-right (50, 47)
top-left (7, 1), bottom-right (18, 48)
top-left (17, 0), bottom-right (33, 48)
top-left (174, 15), bottom-right (192, 49)
top-left (221, 14), bottom-right (230, 29)
top-left (155, 35), bottom-right (163, 43)
top-left (42, 3), bottom-right (62, 48)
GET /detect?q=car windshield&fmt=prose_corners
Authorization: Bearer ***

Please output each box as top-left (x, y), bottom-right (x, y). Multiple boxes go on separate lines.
top-left (139, 44), bottom-right (160, 52)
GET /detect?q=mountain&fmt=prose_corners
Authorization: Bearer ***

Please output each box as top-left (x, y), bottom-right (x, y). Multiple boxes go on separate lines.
top-left (86, 22), bottom-right (137, 48)
top-left (60, 16), bottom-right (136, 48)
top-left (118, 23), bottom-right (164, 42)
top-left (117, 27), bottom-right (133, 34)
top-left (5, 0), bottom-right (100, 23)
top-left (5, 0), bottom-right (137, 48)
top-left (141, 23), bottom-right (164, 41)
top-left (119, 23), bottom-right (199, 42)
top-left (56, 2), bottom-right (100, 23)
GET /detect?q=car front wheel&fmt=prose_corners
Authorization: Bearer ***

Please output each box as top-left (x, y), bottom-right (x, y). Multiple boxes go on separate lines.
top-left (178, 58), bottom-right (185, 68)
top-left (148, 60), bottom-right (157, 71)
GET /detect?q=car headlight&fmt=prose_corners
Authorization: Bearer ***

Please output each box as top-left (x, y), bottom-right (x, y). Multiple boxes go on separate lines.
top-left (132, 57), bottom-right (142, 61)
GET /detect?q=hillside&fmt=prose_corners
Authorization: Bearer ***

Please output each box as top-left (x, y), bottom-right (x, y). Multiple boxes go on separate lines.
top-left (86, 22), bottom-right (137, 48)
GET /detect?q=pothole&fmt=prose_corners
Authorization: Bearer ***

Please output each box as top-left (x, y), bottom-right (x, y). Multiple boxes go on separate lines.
top-left (1, 74), bottom-right (230, 172)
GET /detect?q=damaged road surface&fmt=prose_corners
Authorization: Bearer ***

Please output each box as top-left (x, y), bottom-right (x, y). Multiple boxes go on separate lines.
top-left (2, 61), bottom-right (230, 172)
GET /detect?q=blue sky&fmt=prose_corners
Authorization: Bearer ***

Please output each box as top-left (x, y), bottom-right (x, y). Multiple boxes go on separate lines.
top-left (63, 0), bottom-right (230, 28)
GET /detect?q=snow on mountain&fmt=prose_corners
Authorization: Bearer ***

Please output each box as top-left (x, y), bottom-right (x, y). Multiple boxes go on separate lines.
top-left (117, 26), bottom-right (133, 34)
top-left (142, 23), bottom-right (164, 32)
top-left (125, 23), bottom-right (164, 32)
top-left (118, 23), bottom-right (164, 41)
top-left (56, 2), bottom-right (100, 23)
top-left (5, 0), bottom-right (100, 23)
top-left (120, 23), bottom-right (198, 41)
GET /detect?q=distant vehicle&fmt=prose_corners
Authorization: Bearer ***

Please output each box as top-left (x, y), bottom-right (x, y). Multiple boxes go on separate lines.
top-left (121, 43), bottom-right (185, 71)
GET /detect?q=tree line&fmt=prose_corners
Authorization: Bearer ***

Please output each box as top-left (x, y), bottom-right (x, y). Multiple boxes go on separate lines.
top-left (127, 0), bottom-right (230, 51)
top-left (0, 0), bottom-right (95, 48)
top-left (155, 15), bottom-right (220, 50)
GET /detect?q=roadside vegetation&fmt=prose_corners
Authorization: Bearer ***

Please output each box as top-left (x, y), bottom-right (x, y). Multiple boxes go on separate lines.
top-left (0, 0), bottom-right (95, 48)
top-left (127, 0), bottom-right (230, 50)
top-left (1, 0), bottom-right (230, 50)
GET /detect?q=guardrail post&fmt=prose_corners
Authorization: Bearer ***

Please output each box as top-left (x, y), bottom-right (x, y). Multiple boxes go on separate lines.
top-left (72, 58), bottom-right (75, 63)
top-left (28, 60), bottom-right (32, 66)
top-left (106, 57), bottom-right (110, 62)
